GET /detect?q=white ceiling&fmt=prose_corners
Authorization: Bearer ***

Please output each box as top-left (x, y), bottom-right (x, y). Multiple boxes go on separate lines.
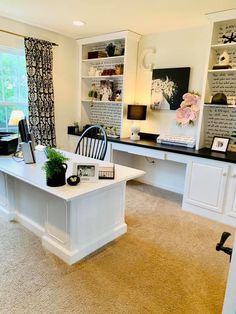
top-left (0, 0), bottom-right (235, 39)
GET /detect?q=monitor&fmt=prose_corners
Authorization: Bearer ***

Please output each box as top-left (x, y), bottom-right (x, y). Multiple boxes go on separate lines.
top-left (18, 118), bottom-right (30, 143)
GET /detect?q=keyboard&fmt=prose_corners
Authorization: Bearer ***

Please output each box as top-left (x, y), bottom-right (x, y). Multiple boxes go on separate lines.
top-left (156, 134), bottom-right (196, 148)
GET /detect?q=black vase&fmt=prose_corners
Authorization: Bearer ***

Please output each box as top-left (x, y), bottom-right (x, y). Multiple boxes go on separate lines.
top-left (46, 163), bottom-right (68, 187)
top-left (106, 43), bottom-right (115, 57)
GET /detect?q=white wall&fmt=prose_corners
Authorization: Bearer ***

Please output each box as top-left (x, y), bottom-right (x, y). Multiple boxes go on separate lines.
top-left (0, 16), bottom-right (77, 150)
top-left (135, 25), bottom-right (211, 138)
top-left (122, 25), bottom-right (212, 192)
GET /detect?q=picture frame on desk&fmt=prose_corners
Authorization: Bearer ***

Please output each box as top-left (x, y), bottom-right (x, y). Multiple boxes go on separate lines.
top-left (211, 136), bottom-right (230, 153)
top-left (73, 163), bottom-right (99, 182)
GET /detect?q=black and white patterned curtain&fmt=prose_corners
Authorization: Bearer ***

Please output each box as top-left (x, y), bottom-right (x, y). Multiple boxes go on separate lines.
top-left (24, 37), bottom-right (56, 147)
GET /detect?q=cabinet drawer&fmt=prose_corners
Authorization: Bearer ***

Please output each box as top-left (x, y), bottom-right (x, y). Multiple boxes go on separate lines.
top-left (112, 143), bottom-right (167, 160)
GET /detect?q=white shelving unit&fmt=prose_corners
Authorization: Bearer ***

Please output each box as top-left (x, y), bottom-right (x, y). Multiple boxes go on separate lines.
top-left (197, 9), bottom-right (236, 150)
top-left (77, 31), bottom-right (140, 138)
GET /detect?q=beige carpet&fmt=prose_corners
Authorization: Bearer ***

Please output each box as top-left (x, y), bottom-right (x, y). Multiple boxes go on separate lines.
top-left (0, 181), bottom-right (234, 314)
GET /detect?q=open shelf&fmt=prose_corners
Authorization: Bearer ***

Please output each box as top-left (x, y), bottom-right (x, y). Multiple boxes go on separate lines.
top-left (204, 104), bottom-right (236, 108)
top-left (208, 69), bottom-right (236, 73)
top-left (82, 75), bottom-right (123, 79)
top-left (82, 56), bottom-right (124, 63)
top-left (82, 100), bottom-right (123, 104)
top-left (211, 43), bottom-right (236, 49)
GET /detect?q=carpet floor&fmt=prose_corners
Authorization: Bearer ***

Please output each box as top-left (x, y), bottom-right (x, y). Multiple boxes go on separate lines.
top-left (0, 181), bottom-right (234, 314)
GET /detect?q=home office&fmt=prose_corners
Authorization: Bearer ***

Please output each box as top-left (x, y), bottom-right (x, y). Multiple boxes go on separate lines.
top-left (0, 2), bottom-right (236, 314)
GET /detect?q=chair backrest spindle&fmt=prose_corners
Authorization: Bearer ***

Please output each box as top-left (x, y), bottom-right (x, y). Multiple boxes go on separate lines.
top-left (75, 125), bottom-right (108, 160)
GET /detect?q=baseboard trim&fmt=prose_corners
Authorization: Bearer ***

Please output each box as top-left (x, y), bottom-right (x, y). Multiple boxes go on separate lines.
top-left (42, 223), bottom-right (127, 265)
top-left (0, 205), bottom-right (15, 221)
top-left (15, 212), bottom-right (45, 237)
top-left (136, 178), bottom-right (183, 194)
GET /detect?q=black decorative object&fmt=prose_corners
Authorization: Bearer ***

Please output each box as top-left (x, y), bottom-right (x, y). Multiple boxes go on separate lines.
top-left (105, 43), bottom-right (116, 57)
top-left (46, 163), bottom-right (68, 187)
top-left (216, 232), bottom-right (232, 261)
top-left (67, 175), bottom-right (80, 186)
top-left (151, 67), bottom-right (190, 110)
top-left (211, 93), bottom-right (227, 105)
top-left (222, 32), bottom-right (236, 43)
top-left (42, 148), bottom-right (69, 187)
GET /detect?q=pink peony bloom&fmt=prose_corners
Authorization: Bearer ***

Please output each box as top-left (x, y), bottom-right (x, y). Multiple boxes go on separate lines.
top-left (176, 92), bottom-right (200, 126)
top-left (176, 107), bottom-right (196, 126)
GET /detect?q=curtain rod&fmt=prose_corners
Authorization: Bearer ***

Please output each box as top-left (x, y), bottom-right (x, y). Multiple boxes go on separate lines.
top-left (0, 29), bottom-right (59, 46)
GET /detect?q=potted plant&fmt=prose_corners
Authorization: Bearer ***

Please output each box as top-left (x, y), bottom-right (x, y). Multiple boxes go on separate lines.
top-left (42, 148), bottom-right (69, 187)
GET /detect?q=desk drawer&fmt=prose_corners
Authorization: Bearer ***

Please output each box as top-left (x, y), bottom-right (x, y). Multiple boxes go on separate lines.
top-left (112, 143), bottom-right (167, 160)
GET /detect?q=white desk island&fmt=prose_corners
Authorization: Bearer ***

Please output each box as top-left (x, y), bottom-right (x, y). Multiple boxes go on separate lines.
top-left (0, 150), bottom-right (144, 264)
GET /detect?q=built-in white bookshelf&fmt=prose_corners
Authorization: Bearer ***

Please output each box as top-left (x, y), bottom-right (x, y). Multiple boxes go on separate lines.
top-left (197, 9), bottom-right (236, 150)
top-left (77, 31), bottom-right (140, 138)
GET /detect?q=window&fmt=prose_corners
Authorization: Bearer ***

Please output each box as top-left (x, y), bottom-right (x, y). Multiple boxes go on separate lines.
top-left (0, 47), bottom-right (28, 132)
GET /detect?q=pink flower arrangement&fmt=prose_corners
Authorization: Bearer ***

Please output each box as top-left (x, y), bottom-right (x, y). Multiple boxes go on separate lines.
top-left (176, 92), bottom-right (201, 126)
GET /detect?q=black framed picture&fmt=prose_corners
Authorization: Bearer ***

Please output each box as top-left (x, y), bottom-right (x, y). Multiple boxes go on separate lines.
top-left (151, 67), bottom-right (190, 110)
top-left (211, 136), bottom-right (230, 153)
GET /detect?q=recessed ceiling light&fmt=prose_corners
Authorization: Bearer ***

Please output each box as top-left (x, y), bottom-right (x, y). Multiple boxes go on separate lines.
top-left (73, 20), bottom-right (85, 27)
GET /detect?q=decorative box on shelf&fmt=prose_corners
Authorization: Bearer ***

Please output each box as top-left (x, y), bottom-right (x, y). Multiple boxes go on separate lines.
top-left (88, 51), bottom-right (107, 59)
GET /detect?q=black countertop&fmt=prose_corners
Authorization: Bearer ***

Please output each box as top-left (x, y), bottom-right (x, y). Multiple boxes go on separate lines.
top-left (68, 132), bottom-right (236, 164)
top-left (109, 137), bottom-right (236, 163)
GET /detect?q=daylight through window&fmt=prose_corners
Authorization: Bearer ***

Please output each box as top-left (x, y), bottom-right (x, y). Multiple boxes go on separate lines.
top-left (0, 47), bottom-right (28, 132)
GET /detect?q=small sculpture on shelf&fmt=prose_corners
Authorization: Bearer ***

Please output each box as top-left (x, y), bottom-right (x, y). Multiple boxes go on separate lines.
top-left (213, 50), bottom-right (232, 69)
top-left (99, 80), bottom-right (113, 101)
top-left (222, 32), bottom-right (236, 44)
top-left (106, 43), bottom-right (116, 57)
top-left (115, 89), bottom-right (122, 101)
top-left (88, 83), bottom-right (98, 100)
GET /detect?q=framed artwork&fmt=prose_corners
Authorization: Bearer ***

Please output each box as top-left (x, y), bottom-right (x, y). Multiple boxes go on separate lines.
top-left (73, 163), bottom-right (99, 182)
top-left (151, 67), bottom-right (190, 110)
top-left (211, 136), bottom-right (230, 153)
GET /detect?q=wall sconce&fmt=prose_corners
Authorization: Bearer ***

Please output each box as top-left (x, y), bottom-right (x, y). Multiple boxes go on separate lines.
top-left (140, 48), bottom-right (157, 71)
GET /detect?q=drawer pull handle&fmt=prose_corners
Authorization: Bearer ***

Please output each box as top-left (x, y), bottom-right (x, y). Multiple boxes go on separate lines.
top-left (222, 173), bottom-right (227, 177)
top-left (232, 174), bottom-right (236, 178)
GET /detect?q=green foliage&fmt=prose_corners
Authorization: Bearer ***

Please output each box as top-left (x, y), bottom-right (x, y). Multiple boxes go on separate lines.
top-left (42, 148), bottom-right (69, 179)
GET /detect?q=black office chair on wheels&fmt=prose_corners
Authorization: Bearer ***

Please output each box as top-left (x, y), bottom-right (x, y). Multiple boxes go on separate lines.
top-left (75, 125), bottom-right (108, 160)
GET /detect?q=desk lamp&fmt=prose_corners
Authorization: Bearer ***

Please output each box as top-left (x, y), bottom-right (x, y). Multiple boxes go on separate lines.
top-left (8, 110), bottom-right (25, 128)
top-left (127, 105), bottom-right (147, 141)
top-left (8, 110), bottom-right (25, 154)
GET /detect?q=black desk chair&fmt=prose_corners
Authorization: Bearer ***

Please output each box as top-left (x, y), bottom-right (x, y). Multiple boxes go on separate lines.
top-left (75, 125), bottom-right (108, 160)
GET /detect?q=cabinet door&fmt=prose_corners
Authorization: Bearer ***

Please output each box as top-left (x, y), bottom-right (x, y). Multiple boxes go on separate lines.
top-left (224, 165), bottom-right (236, 218)
top-left (184, 160), bottom-right (228, 212)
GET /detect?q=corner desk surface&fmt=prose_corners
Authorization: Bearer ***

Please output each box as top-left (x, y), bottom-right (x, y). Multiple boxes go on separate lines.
top-left (0, 150), bottom-right (144, 265)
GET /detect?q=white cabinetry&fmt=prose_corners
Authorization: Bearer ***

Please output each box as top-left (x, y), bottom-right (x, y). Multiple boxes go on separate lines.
top-left (184, 159), bottom-right (228, 213)
top-left (224, 164), bottom-right (236, 218)
top-left (198, 9), bottom-right (236, 150)
top-left (77, 31), bottom-right (140, 138)
top-left (183, 157), bottom-right (236, 227)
